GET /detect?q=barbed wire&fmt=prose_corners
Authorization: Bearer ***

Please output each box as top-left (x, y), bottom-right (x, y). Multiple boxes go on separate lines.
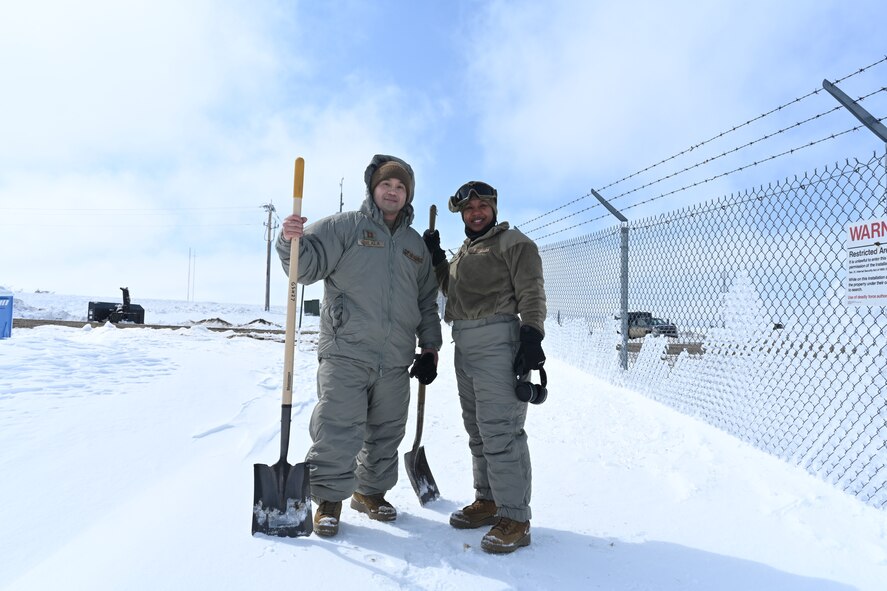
top-left (515, 55), bottom-right (887, 231)
top-left (521, 90), bottom-right (862, 236)
top-left (628, 162), bottom-right (866, 233)
top-left (519, 198), bottom-right (600, 235)
top-left (529, 119), bottom-right (885, 242)
top-left (0, 205), bottom-right (263, 213)
top-left (538, 225), bottom-right (620, 254)
top-left (533, 212), bottom-right (611, 242)
top-left (605, 88), bottom-right (885, 207)
top-left (515, 191), bottom-right (595, 232)
top-left (595, 56), bottom-right (887, 195)
top-left (618, 120), bottom-right (884, 214)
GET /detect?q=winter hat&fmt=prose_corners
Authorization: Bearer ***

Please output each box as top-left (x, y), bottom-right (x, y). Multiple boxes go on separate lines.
top-left (369, 160), bottom-right (414, 203)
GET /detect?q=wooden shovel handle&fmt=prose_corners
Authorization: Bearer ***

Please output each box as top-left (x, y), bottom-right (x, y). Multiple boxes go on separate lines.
top-left (411, 383), bottom-right (425, 455)
top-left (282, 157), bottom-right (304, 407)
top-left (411, 203), bottom-right (438, 454)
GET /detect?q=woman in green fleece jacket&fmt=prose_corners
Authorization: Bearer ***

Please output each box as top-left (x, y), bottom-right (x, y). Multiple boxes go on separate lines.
top-left (423, 180), bottom-right (547, 554)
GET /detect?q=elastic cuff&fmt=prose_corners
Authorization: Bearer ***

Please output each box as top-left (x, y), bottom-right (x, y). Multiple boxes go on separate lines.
top-left (519, 324), bottom-right (544, 342)
top-left (497, 506), bottom-right (532, 522)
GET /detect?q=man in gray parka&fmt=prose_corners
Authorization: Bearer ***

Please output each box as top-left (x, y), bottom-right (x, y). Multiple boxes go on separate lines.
top-left (423, 180), bottom-right (546, 554)
top-left (276, 154), bottom-right (442, 537)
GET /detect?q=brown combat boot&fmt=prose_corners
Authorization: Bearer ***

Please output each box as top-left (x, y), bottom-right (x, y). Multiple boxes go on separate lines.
top-left (449, 498), bottom-right (498, 529)
top-left (480, 517), bottom-right (531, 554)
top-left (350, 492), bottom-right (397, 522)
top-left (313, 499), bottom-right (342, 537)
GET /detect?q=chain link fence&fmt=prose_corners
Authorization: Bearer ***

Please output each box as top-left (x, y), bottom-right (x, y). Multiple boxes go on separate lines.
top-left (541, 151), bottom-right (887, 509)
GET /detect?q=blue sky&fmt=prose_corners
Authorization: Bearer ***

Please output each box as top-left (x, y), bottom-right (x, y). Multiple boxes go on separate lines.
top-left (2, 0), bottom-right (885, 306)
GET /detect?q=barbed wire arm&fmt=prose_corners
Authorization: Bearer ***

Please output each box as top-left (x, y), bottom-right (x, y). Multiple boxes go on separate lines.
top-left (823, 80), bottom-right (887, 143)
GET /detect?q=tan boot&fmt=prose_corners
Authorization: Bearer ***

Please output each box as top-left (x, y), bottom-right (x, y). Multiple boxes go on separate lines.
top-left (350, 492), bottom-right (397, 522)
top-left (481, 517), bottom-right (531, 554)
top-left (313, 500), bottom-right (342, 537)
top-left (449, 499), bottom-right (498, 529)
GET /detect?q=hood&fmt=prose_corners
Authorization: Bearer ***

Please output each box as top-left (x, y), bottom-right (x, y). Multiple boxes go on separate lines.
top-left (362, 154), bottom-right (416, 228)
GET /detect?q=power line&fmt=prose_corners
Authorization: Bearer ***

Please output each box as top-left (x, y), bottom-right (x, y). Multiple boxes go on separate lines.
top-left (0, 205), bottom-right (263, 212)
top-left (0, 222), bottom-right (260, 228)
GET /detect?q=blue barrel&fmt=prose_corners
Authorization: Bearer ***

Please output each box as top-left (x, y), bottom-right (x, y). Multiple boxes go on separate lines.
top-left (0, 290), bottom-right (12, 338)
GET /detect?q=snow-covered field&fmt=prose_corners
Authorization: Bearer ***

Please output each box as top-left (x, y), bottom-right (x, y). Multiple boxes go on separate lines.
top-left (1, 289), bottom-right (885, 591)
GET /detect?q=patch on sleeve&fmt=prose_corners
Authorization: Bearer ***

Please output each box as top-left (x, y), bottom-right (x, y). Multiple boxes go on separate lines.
top-left (358, 229), bottom-right (385, 248)
top-left (402, 248), bottom-right (424, 264)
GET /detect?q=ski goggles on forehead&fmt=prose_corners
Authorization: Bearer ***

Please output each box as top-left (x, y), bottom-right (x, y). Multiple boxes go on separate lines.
top-left (449, 181), bottom-right (497, 210)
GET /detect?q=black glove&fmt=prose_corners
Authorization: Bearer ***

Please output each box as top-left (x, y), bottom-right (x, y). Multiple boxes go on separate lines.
top-left (422, 229), bottom-right (447, 266)
top-left (409, 352), bottom-right (437, 385)
top-left (513, 325), bottom-right (545, 375)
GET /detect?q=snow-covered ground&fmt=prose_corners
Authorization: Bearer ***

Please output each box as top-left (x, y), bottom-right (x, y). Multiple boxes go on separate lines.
top-left (1, 289), bottom-right (885, 591)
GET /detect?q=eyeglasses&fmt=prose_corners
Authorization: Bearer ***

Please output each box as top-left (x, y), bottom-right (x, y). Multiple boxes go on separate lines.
top-left (449, 181), bottom-right (497, 210)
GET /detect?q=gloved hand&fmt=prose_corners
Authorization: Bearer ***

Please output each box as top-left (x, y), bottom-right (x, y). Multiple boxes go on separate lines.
top-left (422, 229), bottom-right (447, 266)
top-left (409, 352), bottom-right (438, 385)
top-left (513, 325), bottom-right (545, 375)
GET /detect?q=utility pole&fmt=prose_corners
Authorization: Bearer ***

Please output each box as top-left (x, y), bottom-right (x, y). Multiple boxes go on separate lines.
top-left (339, 177), bottom-right (344, 213)
top-left (186, 248), bottom-right (197, 302)
top-left (190, 249), bottom-right (196, 302)
top-left (263, 202), bottom-right (277, 311)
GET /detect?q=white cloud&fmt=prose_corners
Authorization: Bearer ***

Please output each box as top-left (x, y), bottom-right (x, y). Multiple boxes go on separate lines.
top-left (0, 0), bottom-right (291, 168)
top-left (3, 0), bottom-right (886, 302)
top-left (459, 0), bottom-right (887, 214)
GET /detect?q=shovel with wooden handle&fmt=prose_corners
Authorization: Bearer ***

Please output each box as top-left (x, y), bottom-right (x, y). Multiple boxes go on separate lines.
top-left (252, 157), bottom-right (313, 537)
top-left (404, 204), bottom-right (441, 506)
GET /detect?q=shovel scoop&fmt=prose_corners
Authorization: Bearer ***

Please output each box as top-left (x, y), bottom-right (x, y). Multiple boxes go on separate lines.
top-left (252, 407), bottom-right (312, 536)
top-left (404, 382), bottom-right (441, 505)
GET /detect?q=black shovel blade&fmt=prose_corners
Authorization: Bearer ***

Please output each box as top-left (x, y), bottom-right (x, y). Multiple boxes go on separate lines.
top-left (252, 460), bottom-right (313, 537)
top-left (404, 446), bottom-right (440, 505)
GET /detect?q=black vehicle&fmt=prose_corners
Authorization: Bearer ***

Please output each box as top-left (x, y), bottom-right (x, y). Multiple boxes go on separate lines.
top-left (648, 317), bottom-right (678, 338)
top-left (87, 287), bottom-right (145, 324)
top-left (625, 311), bottom-right (678, 339)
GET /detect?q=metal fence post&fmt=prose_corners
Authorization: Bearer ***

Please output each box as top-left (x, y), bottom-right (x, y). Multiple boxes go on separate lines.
top-left (591, 189), bottom-right (629, 370)
top-left (620, 222), bottom-right (629, 370)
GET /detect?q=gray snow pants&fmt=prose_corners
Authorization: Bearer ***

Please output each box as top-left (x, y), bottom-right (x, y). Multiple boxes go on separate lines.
top-left (305, 356), bottom-right (410, 503)
top-left (452, 314), bottom-right (532, 522)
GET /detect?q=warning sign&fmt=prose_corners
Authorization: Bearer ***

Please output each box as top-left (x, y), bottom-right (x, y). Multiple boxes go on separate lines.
top-left (845, 217), bottom-right (887, 306)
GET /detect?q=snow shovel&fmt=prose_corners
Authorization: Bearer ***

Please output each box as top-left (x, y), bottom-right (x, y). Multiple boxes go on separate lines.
top-left (404, 204), bottom-right (441, 505)
top-left (252, 157), bottom-right (313, 537)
